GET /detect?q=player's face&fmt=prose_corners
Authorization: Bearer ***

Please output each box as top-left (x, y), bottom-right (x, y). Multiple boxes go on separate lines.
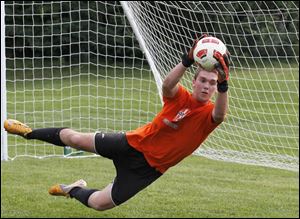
top-left (192, 69), bottom-right (217, 102)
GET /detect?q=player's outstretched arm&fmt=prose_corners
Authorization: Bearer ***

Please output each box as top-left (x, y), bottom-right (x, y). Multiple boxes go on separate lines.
top-left (162, 35), bottom-right (202, 98)
top-left (162, 63), bottom-right (187, 98)
top-left (212, 52), bottom-right (230, 123)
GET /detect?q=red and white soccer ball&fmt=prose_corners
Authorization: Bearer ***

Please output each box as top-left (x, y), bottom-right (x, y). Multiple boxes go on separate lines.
top-left (193, 36), bottom-right (227, 71)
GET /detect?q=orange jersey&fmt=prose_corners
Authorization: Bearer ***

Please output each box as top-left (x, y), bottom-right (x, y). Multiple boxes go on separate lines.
top-left (126, 85), bottom-right (220, 173)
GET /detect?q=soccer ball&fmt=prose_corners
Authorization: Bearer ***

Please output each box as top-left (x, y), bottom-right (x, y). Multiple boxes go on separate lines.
top-left (193, 36), bottom-right (227, 71)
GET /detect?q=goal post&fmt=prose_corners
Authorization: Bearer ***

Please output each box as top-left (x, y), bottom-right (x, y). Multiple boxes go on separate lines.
top-left (1, 1), bottom-right (8, 161)
top-left (120, 1), bottom-right (163, 102)
top-left (1, 1), bottom-right (299, 172)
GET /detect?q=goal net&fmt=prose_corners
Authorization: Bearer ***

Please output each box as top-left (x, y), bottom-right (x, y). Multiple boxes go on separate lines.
top-left (2, 1), bottom-right (299, 171)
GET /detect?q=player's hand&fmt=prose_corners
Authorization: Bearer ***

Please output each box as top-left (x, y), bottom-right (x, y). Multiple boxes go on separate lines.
top-left (187, 33), bottom-right (209, 60)
top-left (214, 51), bottom-right (230, 82)
top-left (182, 33), bottom-right (209, 68)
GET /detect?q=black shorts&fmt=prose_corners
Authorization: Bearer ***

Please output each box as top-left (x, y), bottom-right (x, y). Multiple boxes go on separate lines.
top-left (94, 132), bottom-right (162, 206)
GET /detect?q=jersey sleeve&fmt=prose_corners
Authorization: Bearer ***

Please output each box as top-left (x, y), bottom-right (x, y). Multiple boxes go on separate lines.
top-left (162, 84), bottom-right (188, 104)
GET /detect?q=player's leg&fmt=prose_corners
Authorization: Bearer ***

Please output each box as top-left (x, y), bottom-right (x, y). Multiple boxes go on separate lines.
top-left (49, 181), bottom-right (116, 211)
top-left (59, 128), bottom-right (96, 153)
top-left (4, 119), bottom-right (96, 153)
top-left (48, 133), bottom-right (162, 211)
top-left (87, 183), bottom-right (116, 211)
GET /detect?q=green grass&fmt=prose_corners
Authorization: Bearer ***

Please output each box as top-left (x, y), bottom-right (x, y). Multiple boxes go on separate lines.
top-left (1, 156), bottom-right (299, 218)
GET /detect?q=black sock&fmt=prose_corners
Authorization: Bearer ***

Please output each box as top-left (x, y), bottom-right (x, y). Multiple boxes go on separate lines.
top-left (69, 187), bottom-right (99, 207)
top-left (26, 128), bottom-right (67, 146)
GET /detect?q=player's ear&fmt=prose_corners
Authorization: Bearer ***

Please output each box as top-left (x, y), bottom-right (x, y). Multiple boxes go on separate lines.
top-left (192, 77), bottom-right (197, 88)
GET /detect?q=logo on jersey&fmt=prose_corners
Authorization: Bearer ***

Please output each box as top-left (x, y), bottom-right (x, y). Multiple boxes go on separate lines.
top-left (172, 108), bottom-right (191, 122)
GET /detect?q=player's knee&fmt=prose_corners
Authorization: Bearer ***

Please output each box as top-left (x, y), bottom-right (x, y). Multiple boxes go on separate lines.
top-left (88, 191), bottom-right (116, 211)
top-left (93, 205), bottom-right (109, 211)
top-left (92, 202), bottom-right (116, 211)
top-left (68, 133), bottom-right (84, 146)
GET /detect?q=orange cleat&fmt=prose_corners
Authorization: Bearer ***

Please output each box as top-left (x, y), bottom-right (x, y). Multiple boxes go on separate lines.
top-left (4, 119), bottom-right (32, 138)
top-left (48, 179), bottom-right (87, 197)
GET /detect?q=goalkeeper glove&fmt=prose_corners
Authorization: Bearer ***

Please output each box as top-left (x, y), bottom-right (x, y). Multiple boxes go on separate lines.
top-left (181, 33), bottom-right (209, 68)
top-left (214, 51), bottom-right (231, 93)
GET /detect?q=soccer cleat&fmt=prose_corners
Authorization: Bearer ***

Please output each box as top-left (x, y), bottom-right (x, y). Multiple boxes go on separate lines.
top-left (4, 119), bottom-right (32, 138)
top-left (48, 179), bottom-right (87, 197)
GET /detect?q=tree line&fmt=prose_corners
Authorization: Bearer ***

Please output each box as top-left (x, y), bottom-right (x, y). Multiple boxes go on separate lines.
top-left (4, 1), bottom-right (299, 65)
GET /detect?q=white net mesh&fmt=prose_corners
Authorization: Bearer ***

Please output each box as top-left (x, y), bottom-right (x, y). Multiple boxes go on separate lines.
top-left (3, 1), bottom-right (299, 171)
top-left (4, 1), bottom-right (161, 158)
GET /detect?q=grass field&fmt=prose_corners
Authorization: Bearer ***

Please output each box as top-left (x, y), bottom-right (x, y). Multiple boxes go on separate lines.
top-left (2, 63), bottom-right (299, 217)
top-left (1, 156), bottom-right (299, 218)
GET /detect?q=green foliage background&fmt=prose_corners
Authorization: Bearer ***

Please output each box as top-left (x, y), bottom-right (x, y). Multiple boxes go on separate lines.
top-left (4, 1), bottom-right (299, 65)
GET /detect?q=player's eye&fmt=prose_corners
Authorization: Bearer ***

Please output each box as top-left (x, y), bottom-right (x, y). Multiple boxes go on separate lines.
top-left (210, 81), bottom-right (217, 86)
top-left (199, 78), bottom-right (206, 83)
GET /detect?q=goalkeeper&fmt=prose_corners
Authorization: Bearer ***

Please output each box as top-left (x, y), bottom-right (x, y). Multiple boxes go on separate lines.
top-left (4, 34), bottom-right (230, 211)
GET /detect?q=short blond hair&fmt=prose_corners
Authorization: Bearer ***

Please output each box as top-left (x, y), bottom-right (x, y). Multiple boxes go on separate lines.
top-left (193, 66), bottom-right (218, 80)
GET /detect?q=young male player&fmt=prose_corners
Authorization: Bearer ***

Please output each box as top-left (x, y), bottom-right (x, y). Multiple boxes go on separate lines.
top-left (4, 35), bottom-right (230, 211)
